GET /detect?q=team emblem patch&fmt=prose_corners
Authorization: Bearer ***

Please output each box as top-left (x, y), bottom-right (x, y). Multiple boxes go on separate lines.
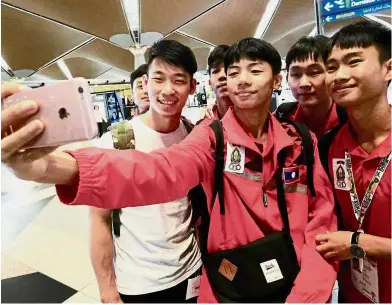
top-left (283, 166), bottom-right (300, 184)
top-left (332, 158), bottom-right (350, 191)
top-left (224, 142), bottom-right (245, 174)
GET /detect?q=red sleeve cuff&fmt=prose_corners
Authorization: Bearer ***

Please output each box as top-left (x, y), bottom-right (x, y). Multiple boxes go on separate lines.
top-left (55, 149), bottom-right (102, 207)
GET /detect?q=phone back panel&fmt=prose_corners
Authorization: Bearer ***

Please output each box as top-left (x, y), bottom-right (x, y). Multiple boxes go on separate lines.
top-left (3, 78), bottom-right (99, 148)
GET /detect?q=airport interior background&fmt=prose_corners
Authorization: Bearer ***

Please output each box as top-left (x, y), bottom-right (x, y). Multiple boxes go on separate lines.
top-left (1, 0), bottom-right (391, 303)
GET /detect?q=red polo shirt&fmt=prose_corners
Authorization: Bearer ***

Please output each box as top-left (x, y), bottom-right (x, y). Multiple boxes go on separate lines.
top-left (289, 103), bottom-right (340, 138)
top-left (328, 123), bottom-right (391, 303)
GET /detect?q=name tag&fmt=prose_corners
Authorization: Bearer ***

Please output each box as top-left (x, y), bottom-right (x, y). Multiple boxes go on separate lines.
top-left (186, 275), bottom-right (201, 300)
top-left (351, 258), bottom-right (379, 303)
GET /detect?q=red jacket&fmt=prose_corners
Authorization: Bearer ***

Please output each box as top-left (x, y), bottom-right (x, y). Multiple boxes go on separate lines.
top-left (57, 108), bottom-right (337, 303)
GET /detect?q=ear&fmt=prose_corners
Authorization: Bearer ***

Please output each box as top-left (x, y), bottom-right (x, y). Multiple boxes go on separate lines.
top-left (384, 58), bottom-right (392, 83)
top-left (273, 73), bottom-right (283, 90)
top-left (142, 74), bottom-right (148, 91)
top-left (209, 79), bottom-right (211, 87)
top-left (190, 78), bottom-right (197, 95)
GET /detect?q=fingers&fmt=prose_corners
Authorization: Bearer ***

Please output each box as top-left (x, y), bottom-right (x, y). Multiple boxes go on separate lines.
top-left (315, 242), bottom-right (333, 254)
top-left (1, 100), bottom-right (39, 132)
top-left (315, 233), bottom-right (330, 243)
top-left (1, 120), bottom-right (44, 162)
top-left (1, 83), bottom-right (31, 99)
top-left (323, 252), bottom-right (337, 260)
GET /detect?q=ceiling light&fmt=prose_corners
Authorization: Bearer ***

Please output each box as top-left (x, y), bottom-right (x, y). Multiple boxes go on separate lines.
top-left (254, 0), bottom-right (281, 39)
top-left (122, 0), bottom-right (140, 41)
top-left (1, 55), bottom-right (11, 71)
top-left (57, 59), bottom-right (73, 80)
top-left (308, 26), bottom-right (317, 36)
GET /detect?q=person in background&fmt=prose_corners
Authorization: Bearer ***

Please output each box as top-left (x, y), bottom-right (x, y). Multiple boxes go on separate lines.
top-left (90, 40), bottom-right (202, 303)
top-left (1, 38), bottom-right (338, 303)
top-left (202, 45), bottom-right (233, 122)
top-left (315, 20), bottom-right (391, 303)
top-left (275, 35), bottom-right (346, 138)
top-left (130, 63), bottom-right (150, 116)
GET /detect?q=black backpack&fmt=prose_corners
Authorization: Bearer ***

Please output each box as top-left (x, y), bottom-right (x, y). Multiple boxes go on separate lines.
top-left (276, 102), bottom-right (348, 126)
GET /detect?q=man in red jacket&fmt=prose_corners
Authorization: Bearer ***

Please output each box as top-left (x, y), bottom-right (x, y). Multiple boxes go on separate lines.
top-left (315, 20), bottom-right (391, 303)
top-left (275, 35), bottom-right (344, 138)
top-left (2, 38), bottom-right (337, 303)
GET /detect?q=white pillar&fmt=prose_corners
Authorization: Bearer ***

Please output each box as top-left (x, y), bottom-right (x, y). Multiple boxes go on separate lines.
top-left (129, 44), bottom-right (149, 69)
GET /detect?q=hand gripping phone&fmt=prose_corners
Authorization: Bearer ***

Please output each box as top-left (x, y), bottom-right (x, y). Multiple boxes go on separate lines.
top-left (3, 78), bottom-right (99, 149)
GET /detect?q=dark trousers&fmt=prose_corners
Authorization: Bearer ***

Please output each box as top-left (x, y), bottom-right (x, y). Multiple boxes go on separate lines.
top-left (120, 268), bottom-right (201, 303)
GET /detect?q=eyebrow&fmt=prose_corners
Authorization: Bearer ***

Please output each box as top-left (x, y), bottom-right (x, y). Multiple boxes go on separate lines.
top-left (228, 62), bottom-right (264, 70)
top-left (290, 63), bottom-right (324, 70)
top-left (151, 70), bottom-right (188, 79)
top-left (326, 51), bottom-right (364, 64)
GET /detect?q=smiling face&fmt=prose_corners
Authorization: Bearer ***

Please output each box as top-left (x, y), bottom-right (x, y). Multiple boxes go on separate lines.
top-left (226, 58), bottom-right (281, 110)
top-left (144, 58), bottom-right (196, 118)
top-left (288, 57), bottom-right (330, 108)
top-left (325, 45), bottom-right (391, 108)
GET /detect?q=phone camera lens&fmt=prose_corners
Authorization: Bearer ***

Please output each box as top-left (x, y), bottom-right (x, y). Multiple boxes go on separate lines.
top-left (78, 87), bottom-right (84, 93)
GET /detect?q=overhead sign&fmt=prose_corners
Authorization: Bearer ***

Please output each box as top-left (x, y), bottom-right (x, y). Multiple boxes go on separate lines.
top-left (321, 0), bottom-right (391, 24)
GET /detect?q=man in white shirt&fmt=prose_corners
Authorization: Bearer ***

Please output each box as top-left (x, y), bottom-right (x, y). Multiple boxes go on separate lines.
top-left (89, 40), bottom-right (202, 303)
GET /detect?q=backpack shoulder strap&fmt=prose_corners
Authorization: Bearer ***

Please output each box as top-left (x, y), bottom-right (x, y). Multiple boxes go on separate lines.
top-left (317, 124), bottom-right (342, 180)
top-left (335, 105), bottom-right (348, 125)
top-left (110, 120), bottom-right (136, 237)
top-left (275, 102), bottom-right (299, 121)
top-left (280, 119), bottom-right (316, 197)
top-left (181, 116), bottom-right (194, 134)
top-left (209, 120), bottom-right (225, 215)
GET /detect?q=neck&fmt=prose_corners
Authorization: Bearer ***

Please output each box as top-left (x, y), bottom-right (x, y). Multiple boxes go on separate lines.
top-left (301, 97), bottom-right (333, 122)
top-left (234, 101), bottom-right (270, 142)
top-left (216, 97), bottom-right (232, 118)
top-left (348, 95), bottom-right (391, 147)
top-left (140, 110), bottom-right (180, 133)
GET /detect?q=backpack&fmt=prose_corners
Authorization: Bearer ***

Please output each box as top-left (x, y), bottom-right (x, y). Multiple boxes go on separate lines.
top-left (110, 116), bottom-right (198, 237)
top-left (275, 101), bottom-right (348, 126)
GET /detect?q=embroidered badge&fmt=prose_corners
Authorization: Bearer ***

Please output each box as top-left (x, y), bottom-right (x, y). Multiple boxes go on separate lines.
top-left (224, 142), bottom-right (245, 174)
top-left (333, 158), bottom-right (350, 191)
top-left (283, 166), bottom-right (300, 184)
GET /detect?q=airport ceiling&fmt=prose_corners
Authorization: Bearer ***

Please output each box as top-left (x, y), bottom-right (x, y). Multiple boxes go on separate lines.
top-left (1, 0), bottom-right (391, 82)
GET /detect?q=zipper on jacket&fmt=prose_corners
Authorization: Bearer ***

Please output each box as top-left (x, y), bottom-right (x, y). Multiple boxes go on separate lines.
top-left (262, 187), bottom-right (268, 207)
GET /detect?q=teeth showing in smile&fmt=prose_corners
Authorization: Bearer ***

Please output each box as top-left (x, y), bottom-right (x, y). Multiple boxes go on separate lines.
top-left (160, 100), bottom-right (176, 105)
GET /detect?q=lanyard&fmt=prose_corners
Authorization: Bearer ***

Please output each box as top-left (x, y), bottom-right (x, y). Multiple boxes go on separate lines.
top-left (345, 151), bottom-right (392, 230)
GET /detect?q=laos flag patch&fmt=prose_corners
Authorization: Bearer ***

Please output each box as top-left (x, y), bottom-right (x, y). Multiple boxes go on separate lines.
top-left (283, 166), bottom-right (300, 184)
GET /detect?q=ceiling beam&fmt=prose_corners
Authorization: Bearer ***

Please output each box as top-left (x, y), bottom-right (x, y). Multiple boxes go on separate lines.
top-left (176, 31), bottom-right (216, 47)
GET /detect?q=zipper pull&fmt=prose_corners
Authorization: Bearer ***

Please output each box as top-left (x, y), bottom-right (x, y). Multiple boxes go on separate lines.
top-left (263, 189), bottom-right (268, 207)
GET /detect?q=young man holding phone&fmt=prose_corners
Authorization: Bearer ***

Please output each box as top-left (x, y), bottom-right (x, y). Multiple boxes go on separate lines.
top-left (90, 40), bottom-right (202, 303)
top-left (315, 21), bottom-right (391, 303)
top-left (2, 38), bottom-right (337, 303)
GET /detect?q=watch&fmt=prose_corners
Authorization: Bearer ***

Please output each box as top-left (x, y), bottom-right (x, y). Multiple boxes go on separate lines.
top-left (350, 231), bottom-right (366, 259)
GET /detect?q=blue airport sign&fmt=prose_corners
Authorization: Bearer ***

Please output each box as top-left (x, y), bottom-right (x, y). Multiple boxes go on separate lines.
top-left (322, 0), bottom-right (391, 24)
top-left (321, 0), bottom-right (389, 16)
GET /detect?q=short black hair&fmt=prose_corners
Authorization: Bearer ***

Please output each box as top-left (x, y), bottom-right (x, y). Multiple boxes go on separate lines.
top-left (224, 38), bottom-right (281, 75)
top-left (323, 20), bottom-right (391, 63)
top-left (208, 44), bottom-right (230, 74)
top-left (146, 40), bottom-right (197, 77)
top-left (130, 64), bottom-right (148, 89)
top-left (286, 35), bottom-right (329, 71)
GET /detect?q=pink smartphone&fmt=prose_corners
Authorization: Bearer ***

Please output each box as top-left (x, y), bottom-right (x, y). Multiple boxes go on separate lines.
top-left (3, 78), bottom-right (99, 149)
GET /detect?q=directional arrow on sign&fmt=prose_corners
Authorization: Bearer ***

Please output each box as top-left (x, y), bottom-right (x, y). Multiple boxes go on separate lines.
top-left (324, 2), bottom-right (334, 11)
top-left (326, 16), bottom-right (333, 22)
